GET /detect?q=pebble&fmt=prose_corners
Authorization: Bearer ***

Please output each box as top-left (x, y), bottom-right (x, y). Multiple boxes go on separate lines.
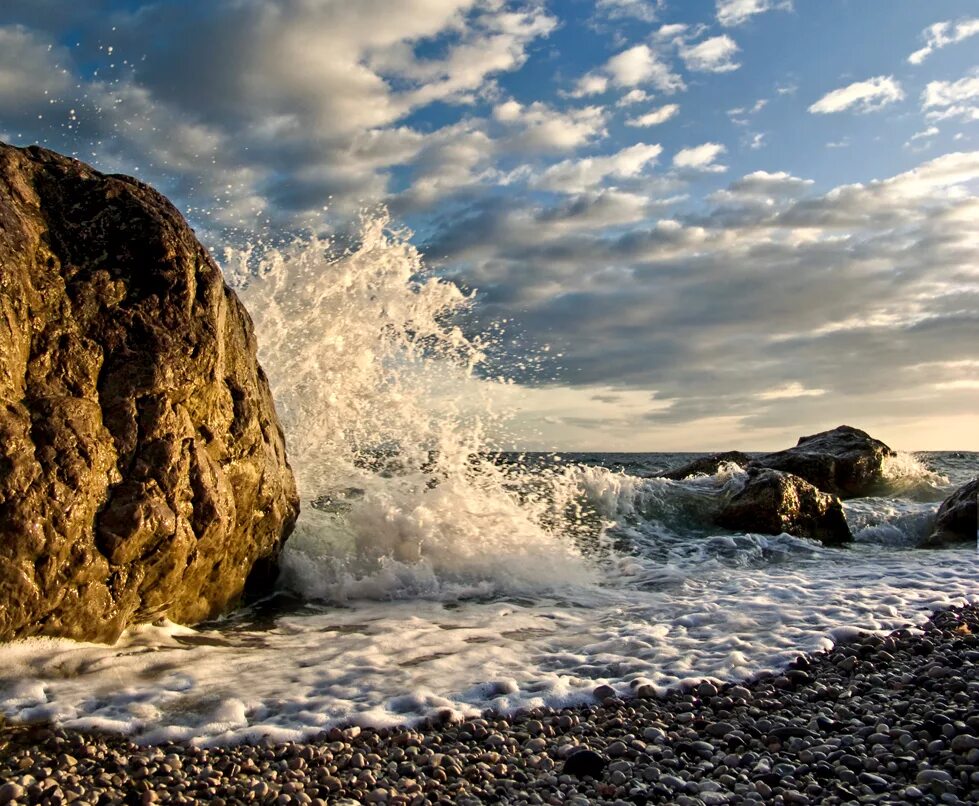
top-left (1, 603), bottom-right (977, 805)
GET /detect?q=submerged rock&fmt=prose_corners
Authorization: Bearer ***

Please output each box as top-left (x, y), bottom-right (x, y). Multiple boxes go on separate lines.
top-left (0, 143), bottom-right (299, 642)
top-left (922, 479), bottom-right (977, 548)
top-left (716, 468), bottom-right (853, 545)
top-left (659, 451), bottom-right (754, 480)
top-left (753, 425), bottom-right (895, 499)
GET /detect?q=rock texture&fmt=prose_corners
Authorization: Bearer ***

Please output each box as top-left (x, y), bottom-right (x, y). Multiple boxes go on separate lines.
top-left (923, 479), bottom-right (977, 548)
top-left (0, 143), bottom-right (299, 642)
top-left (716, 468), bottom-right (853, 545)
top-left (659, 451), bottom-right (754, 481)
top-left (755, 425), bottom-right (895, 499)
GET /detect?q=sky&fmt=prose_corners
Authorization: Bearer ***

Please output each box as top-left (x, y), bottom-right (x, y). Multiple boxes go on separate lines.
top-left (1, 0), bottom-right (977, 451)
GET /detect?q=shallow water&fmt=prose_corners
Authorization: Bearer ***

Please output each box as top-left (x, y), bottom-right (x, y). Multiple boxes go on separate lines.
top-left (1, 222), bottom-right (976, 745)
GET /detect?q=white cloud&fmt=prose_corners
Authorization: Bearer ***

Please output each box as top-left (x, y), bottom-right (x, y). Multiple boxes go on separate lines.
top-left (497, 101), bottom-right (608, 152)
top-left (809, 76), bottom-right (904, 114)
top-left (573, 44), bottom-right (684, 97)
top-left (626, 103), bottom-right (679, 127)
top-left (680, 35), bottom-right (741, 73)
top-left (595, 0), bottom-right (664, 22)
top-left (908, 18), bottom-right (979, 65)
top-left (607, 45), bottom-right (680, 90)
top-left (709, 170), bottom-right (812, 208)
top-left (923, 73), bottom-right (979, 122)
top-left (673, 142), bottom-right (727, 172)
top-left (0, 25), bottom-right (72, 106)
top-left (617, 89), bottom-right (650, 107)
top-left (908, 126), bottom-right (940, 145)
top-left (717, 0), bottom-right (792, 27)
top-left (757, 382), bottom-right (826, 401)
top-left (534, 142), bottom-right (663, 193)
top-left (570, 73), bottom-right (609, 98)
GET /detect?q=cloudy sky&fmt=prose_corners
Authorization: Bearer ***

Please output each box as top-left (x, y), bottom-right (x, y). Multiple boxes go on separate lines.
top-left (2, 0), bottom-right (978, 450)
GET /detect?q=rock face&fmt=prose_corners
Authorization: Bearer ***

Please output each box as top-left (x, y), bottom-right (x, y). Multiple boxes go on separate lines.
top-left (754, 425), bottom-right (895, 499)
top-left (716, 468), bottom-right (853, 545)
top-left (659, 451), bottom-right (754, 480)
top-left (923, 479), bottom-right (977, 548)
top-left (0, 143), bottom-right (299, 642)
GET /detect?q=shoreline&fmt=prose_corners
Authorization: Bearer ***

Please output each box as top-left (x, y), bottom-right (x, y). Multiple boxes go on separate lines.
top-left (2, 603), bottom-right (977, 804)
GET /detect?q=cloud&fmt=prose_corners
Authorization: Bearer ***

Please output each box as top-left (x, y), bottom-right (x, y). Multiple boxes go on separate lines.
top-left (673, 142), bottom-right (727, 172)
top-left (617, 89), bottom-right (650, 107)
top-left (594, 0), bottom-right (664, 22)
top-left (424, 151), bottom-right (979, 443)
top-left (716, 0), bottom-right (792, 28)
top-left (626, 104), bottom-right (679, 127)
top-left (496, 101), bottom-right (609, 152)
top-left (533, 143), bottom-right (663, 194)
top-left (808, 76), bottom-right (904, 114)
top-left (908, 18), bottom-right (979, 64)
top-left (757, 382), bottom-right (826, 400)
top-left (573, 44), bottom-right (684, 97)
top-left (0, 2), bottom-right (559, 227)
top-left (679, 35), bottom-right (741, 73)
top-left (922, 72), bottom-right (979, 122)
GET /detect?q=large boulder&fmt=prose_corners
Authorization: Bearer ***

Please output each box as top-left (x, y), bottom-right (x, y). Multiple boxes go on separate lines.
top-left (753, 425), bottom-right (895, 499)
top-left (0, 143), bottom-right (299, 642)
top-left (659, 451), bottom-right (754, 480)
top-left (716, 468), bottom-right (853, 545)
top-left (922, 479), bottom-right (977, 548)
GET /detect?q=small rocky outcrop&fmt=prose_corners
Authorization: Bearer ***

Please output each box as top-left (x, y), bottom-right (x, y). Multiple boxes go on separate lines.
top-left (659, 451), bottom-right (754, 480)
top-left (922, 479), bottom-right (977, 548)
top-left (753, 426), bottom-right (895, 499)
top-left (0, 143), bottom-right (299, 642)
top-left (716, 468), bottom-right (853, 545)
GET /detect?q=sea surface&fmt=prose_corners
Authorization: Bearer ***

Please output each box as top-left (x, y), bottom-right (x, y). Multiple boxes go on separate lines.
top-left (1, 221), bottom-right (976, 745)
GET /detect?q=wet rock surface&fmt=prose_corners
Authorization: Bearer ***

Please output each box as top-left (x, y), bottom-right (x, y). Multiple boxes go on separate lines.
top-left (659, 452), bottom-right (755, 481)
top-left (660, 425), bottom-right (896, 500)
top-left (2, 604), bottom-right (978, 804)
top-left (923, 479), bottom-right (978, 548)
top-left (716, 468), bottom-right (853, 545)
top-left (0, 143), bottom-right (299, 642)
top-left (753, 425), bottom-right (895, 499)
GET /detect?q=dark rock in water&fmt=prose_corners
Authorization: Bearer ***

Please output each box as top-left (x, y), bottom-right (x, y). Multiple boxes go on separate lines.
top-left (659, 451), bottom-right (754, 480)
top-left (563, 748), bottom-right (608, 779)
top-left (922, 479), bottom-right (977, 548)
top-left (752, 425), bottom-right (895, 499)
top-left (716, 468), bottom-right (853, 545)
top-left (0, 143), bottom-right (299, 642)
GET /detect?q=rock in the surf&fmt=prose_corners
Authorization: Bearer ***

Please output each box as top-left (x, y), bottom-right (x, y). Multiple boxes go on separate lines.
top-left (922, 479), bottom-right (977, 548)
top-left (753, 425), bottom-right (894, 499)
top-left (0, 143), bottom-right (299, 642)
top-left (659, 451), bottom-right (754, 480)
top-left (716, 468), bottom-right (853, 545)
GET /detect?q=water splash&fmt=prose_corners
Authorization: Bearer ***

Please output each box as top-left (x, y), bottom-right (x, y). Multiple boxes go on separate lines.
top-left (880, 452), bottom-right (950, 500)
top-left (224, 214), bottom-right (600, 601)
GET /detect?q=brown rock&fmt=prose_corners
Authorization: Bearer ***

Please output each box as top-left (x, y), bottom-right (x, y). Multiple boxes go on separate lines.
top-left (716, 468), bottom-right (853, 545)
top-left (0, 143), bottom-right (299, 642)
top-left (752, 425), bottom-right (895, 499)
top-left (659, 451), bottom-right (754, 480)
top-left (922, 479), bottom-right (977, 548)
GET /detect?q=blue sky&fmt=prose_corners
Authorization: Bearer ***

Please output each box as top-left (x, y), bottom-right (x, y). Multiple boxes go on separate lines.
top-left (1, 0), bottom-right (978, 449)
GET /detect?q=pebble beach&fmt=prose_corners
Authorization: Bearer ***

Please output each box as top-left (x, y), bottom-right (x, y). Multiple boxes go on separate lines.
top-left (2, 602), bottom-right (977, 806)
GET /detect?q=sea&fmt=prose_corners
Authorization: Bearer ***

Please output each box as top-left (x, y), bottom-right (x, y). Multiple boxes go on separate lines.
top-left (1, 217), bottom-right (976, 745)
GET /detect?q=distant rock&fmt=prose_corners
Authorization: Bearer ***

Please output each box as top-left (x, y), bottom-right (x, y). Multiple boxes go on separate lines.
top-left (753, 425), bottom-right (895, 499)
top-left (716, 468), bottom-right (853, 545)
top-left (0, 143), bottom-right (299, 642)
top-left (659, 451), bottom-right (754, 480)
top-left (922, 479), bottom-right (977, 548)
